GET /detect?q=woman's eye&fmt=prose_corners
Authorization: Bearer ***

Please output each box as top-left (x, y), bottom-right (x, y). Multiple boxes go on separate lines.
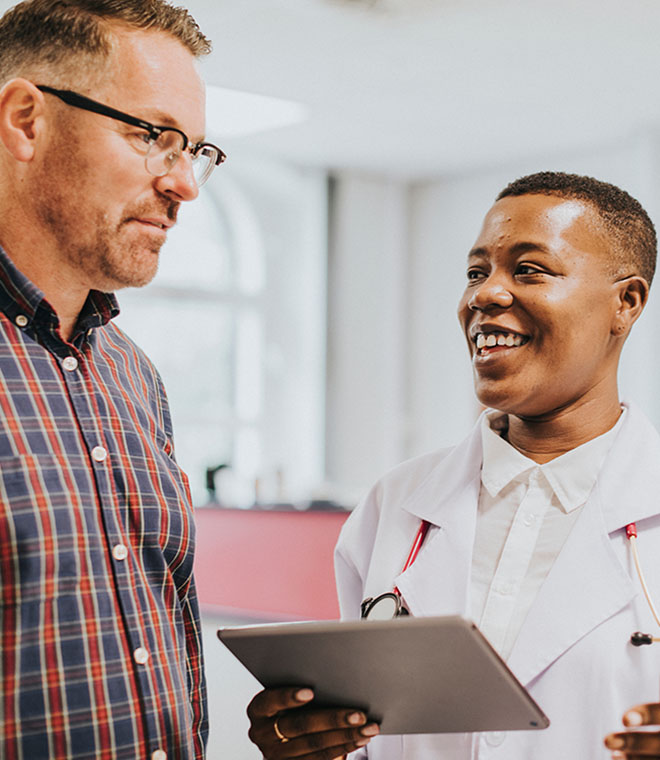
top-left (516, 264), bottom-right (543, 275)
top-left (467, 268), bottom-right (486, 281)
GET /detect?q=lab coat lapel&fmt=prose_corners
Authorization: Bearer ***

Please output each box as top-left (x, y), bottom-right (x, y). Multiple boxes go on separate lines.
top-left (395, 421), bottom-right (483, 618)
top-left (507, 402), bottom-right (660, 686)
top-left (506, 489), bottom-right (635, 686)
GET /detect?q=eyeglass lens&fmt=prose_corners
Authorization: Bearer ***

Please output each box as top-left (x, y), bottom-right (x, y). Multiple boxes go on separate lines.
top-left (145, 131), bottom-right (219, 187)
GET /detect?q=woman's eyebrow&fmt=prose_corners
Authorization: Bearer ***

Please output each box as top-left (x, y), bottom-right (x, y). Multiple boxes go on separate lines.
top-left (467, 241), bottom-right (554, 260)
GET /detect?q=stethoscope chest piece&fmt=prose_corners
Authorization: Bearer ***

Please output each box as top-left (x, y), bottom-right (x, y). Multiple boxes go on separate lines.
top-left (361, 592), bottom-right (409, 620)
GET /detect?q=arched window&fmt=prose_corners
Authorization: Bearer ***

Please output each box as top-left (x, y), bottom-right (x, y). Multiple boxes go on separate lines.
top-left (116, 156), bottom-right (327, 507)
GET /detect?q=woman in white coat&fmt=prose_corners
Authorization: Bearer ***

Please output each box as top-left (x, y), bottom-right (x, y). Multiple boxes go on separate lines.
top-left (247, 172), bottom-right (660, 760)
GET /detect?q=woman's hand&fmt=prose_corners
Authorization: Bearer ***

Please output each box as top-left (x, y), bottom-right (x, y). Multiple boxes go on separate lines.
top-left (605, 703), bottom-right (660, 758)
top-left (247, 686), bottom-right (380, 759)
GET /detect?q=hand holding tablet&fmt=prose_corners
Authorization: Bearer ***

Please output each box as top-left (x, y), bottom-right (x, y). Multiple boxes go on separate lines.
top-left (220, 615), bottom-right (548, 757)
top-left (246, 685), bottom-right (380, 758)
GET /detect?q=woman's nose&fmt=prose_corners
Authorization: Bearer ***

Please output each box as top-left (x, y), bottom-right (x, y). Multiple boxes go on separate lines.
top-left (467, 276), bottom-right (514, 311)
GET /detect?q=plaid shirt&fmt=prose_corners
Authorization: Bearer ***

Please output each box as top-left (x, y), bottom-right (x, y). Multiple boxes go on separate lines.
top-left (0, 247), bottom-right (208, 759)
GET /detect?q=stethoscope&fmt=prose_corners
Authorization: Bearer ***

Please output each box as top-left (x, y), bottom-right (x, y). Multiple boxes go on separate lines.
top-left (361, 519), bottom-right (660, 647)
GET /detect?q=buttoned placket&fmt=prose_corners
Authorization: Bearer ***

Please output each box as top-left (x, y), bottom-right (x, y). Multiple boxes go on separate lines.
top-left (479, 468), bottom-right (549, 654)
top-left (51, 334), bottom-right (164, 751)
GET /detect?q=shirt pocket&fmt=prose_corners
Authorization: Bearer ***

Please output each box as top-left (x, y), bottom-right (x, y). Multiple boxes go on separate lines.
top-left (0, 454), bottom-right (84, 602)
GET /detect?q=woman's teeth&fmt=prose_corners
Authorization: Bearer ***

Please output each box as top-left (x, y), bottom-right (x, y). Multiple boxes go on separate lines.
top-left (476, 332), bottom-right (524, 350)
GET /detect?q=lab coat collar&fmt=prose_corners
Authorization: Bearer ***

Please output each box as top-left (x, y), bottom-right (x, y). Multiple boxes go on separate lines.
top-left (399, 414), bottom-right (484, 528)
top-left (597, 401), bottom-right (660, 531)
top-left (395, 418), bottom-right (483, 617)
top-left (399, 401), bottom-right (660, 532)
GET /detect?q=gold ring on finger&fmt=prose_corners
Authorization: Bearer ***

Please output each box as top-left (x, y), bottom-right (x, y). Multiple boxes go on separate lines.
top-left (274, 717), bottom-right (289, 743)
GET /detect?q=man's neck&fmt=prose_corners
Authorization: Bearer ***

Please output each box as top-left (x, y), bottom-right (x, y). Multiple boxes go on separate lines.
top-left (0, 225), bottom-right (89, 343)
top-left (505, 395), bottom-right (623, 464)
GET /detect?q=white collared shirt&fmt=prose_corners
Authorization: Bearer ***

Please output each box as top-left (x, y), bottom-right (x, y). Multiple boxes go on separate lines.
top-left (470, 409), bottom-right (625, 660)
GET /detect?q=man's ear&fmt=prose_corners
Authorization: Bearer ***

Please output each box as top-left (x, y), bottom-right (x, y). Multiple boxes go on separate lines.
top-left (611, 275), bottom-right (649, 337)
top-left (0, 78), bottom-right (47, 162)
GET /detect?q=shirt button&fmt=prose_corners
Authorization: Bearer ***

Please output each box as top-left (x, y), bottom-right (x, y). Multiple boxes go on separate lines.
top-left (485, 731), bottom-right (506, 747)
top-left (91, 445), bottom-right (108, 462)
top-left (133, 647), bottom-right (150, 665)
top-left (151, 751), bottom-right (167, 760)
top-left (523, 513), bottom-right (536, 527)
top-left (62, 356), bottom-right (79, 372)
top-left (112, 544), bottom-right (128, 561)
top-left (15, 314), bottom-right (28, 328)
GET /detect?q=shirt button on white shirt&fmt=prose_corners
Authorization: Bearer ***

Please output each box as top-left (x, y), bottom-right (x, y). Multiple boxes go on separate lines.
top-left (151, 750), bottom-right (167, 760)
top-left (485, 731), bottom-right (506, 747)
top-left (91, 445), bottom-right (108, 462)
top-left (62, 356), bottom-right (79, 372)
top-left (133, 647), bottom-right (150, 665)
top-left (15, 314), bottom-right (28, 328)
top-left (112, 544), bottom-right (128, 561)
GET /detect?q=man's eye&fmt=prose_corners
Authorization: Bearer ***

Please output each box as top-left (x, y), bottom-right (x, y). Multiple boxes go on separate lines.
top-left (125, 132), bottom-right (152, 150)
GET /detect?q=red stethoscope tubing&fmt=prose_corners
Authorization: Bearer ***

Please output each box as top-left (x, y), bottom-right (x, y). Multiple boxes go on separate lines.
top-left (393, 519), bottom-right (431, 596)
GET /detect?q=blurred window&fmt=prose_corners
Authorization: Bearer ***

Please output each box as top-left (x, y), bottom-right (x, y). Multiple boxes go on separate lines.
top-left (116, 158), bottom-right (327, 507)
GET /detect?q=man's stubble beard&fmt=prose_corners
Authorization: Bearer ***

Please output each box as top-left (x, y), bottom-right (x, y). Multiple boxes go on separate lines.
top-left (32, 131), bottom-right (163, 292)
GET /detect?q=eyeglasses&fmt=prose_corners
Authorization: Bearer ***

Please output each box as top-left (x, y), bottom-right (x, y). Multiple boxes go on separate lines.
top-left (36, 85), bottom-right (226, 187)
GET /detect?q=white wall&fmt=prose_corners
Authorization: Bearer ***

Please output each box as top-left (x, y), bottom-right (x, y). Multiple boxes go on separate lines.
top-left (326, 130), bottom-right (660, 494)
top-left (325, 174), bottom-right (409, 493)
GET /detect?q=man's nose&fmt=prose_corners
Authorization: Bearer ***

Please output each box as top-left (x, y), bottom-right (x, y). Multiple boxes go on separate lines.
top-left (155, 152), bottom-right (199, 202)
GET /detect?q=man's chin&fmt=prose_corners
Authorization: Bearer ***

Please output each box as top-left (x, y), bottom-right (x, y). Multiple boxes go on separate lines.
top-left (99, 252), bottom-right (160, 291)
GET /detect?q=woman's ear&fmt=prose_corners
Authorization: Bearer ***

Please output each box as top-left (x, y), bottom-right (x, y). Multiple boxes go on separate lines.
top-left (0, 78), bottom-right (46, 162)
top-left (612, 275), bottom-right (649, 337)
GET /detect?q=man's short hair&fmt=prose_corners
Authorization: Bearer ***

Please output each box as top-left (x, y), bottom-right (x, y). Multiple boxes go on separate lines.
top-left (497, 171), bottom-right (657, 286)
top-left (0, 0), bottom-right (211, 87)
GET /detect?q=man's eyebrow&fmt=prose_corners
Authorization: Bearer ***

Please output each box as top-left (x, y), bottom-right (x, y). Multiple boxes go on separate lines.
top-left (141, 109), bottom-right (206, 142)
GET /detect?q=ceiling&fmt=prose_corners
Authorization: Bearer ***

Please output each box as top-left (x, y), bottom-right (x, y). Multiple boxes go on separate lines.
top-left (188, 0), bottom-right (660, 179)
top-left (4, 0), bottom-right (660, 179)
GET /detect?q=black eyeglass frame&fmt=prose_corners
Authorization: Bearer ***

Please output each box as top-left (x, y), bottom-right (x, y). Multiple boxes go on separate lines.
top-left (36, 84), bottom-right (226, 172)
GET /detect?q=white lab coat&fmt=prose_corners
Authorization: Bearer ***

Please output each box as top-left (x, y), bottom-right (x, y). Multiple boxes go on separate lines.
top-left (335, 402), bottom-right (660, 760)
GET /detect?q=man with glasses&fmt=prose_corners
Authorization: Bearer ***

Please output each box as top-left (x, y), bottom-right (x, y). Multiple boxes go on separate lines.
top-left (0, 1), bottom-right (224, 757)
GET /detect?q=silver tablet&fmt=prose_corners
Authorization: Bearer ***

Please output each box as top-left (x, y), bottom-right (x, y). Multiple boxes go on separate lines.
top-left (217, 615), bottom-right (549, 735)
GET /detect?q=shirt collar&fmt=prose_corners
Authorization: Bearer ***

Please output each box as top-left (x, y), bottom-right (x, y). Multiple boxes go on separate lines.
top-left (481, 408), bottom-right (626, 513)
top-left (0, 244), bottom-right (120, 333)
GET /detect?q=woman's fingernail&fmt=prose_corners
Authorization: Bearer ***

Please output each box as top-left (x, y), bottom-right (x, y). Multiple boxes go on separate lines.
top-left (625, 709), bottom-right (644, 726)
top-left (347, 711), bottom-right (365, 725)
top-left (295, 688), bottom-right (314, 702)
top-left (604, 735), bottom-right (625, 749)
top-left (360, 723), bottom-right (380, 737)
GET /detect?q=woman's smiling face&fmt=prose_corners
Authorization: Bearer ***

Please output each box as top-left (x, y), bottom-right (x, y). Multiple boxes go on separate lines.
top-left (457, 193), bottom-right (629, 420)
